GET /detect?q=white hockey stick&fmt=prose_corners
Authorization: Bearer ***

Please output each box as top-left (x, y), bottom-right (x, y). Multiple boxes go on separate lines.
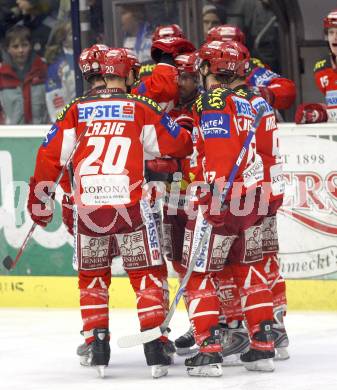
top-left (117, 105), bottom-right (266, 348)
top-left (3, 108), bottom-right (97, 271)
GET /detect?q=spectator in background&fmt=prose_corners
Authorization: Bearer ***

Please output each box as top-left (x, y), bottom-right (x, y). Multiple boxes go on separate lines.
top-left (0, 25), bottom-right (49, 124)
top-left (202, 5), bottom-right (225, 39)
top-left (16, 0), bottom-right (56, 57)
top-left (45, 21), bottom-right (75, 122)
top-left (120, 4), bottom-right (153, 63)
top-left (0, 0), bottom-right (20, 43)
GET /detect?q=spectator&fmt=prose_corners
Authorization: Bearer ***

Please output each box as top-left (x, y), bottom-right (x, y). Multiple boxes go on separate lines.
top-left (0, 25), bottom-right (49, 124)
top-left (202, 5), bottom-right (225, 39)
top-left (0, 1), bottom-right (20, 43)
top-left (120, 4), bottom-right (153, 63)
top-left (16, 0), bottom-right (56, 57)
top-left (45, 21), bottom-right (75, 121)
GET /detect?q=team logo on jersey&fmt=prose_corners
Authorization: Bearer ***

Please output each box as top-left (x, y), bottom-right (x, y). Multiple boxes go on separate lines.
top-left (160, 112), bottom-right (181, 138)
top-left (207, 89), bottom-right (226, 109)
top-left (77, 101), bottom-right (135, 122)
top-left (201, 113), bottom-right (230, 138)
top-left (232, 96), bottom-right (254, 117)
top-left (42, 123), bottom-right (59, 146)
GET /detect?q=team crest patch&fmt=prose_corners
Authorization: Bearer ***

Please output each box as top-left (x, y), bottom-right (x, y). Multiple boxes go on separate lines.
top-left (42, 123), bottom-right (59, 146)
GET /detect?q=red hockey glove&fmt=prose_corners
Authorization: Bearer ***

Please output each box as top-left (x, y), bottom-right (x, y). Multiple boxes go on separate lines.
top-left (253, 86), bottom-right (275, 106)
top-left (295, 103), bottom-right (328, 124)
top-left (62, 194), bottom-right (74, 235)
top-left (151, 37), bottom-right (196, 63)
top-left (27, 177), bottom-right (54, 227)
top-left (174, 114), bottom-right (194, 132)
top-left (146, 158), bottom-right (180, 174)
top-left (196, 186), bottom-right (228, 228)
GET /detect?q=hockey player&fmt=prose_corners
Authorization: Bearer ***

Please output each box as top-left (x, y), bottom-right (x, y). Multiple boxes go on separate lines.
top-left (61, 44), bottom-right (111, 236)
top-left (181, 40), bottom-right (276, 376)
top-left (206, 25), bottom-right (296, 111)
top-left (308, 9), bottom-right (337, 123)
top-left (139, 23), bottom-right (186, 80)
top-left (27, 47), bottom-right (193, 378)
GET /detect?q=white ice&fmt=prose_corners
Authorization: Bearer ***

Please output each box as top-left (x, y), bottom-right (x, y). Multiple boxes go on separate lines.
top-left (1, 309), bottom-right (337, 390)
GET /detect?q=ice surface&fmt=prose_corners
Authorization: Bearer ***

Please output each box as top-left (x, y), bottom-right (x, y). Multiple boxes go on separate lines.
top-left (0, 309), bottom-right (337, 390)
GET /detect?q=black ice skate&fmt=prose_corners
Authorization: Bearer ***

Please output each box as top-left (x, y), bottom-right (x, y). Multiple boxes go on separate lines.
top-left (143, 338), bottom-right (172, 378)
top-left (174, 327), bottom-right (199, 356)
top-left (220, 321), bottom-right (250, 366)
top-left (240, 321), bottom-right (275, 372)
top-left (77, 328), bottom-right (110, 378)
top-left (185, 326), bottom-right (223, 377)
top-left (272, 310), bottom-right (290, 360)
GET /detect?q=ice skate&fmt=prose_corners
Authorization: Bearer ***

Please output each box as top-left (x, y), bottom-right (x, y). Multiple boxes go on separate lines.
top-left (144, 338), bottom-right (172, 378)
top-left (175, 327), bottom-right (199, 356)
top-left (240, 321), bottom-right (275, 372)
top-left (185, 326), bottom-right (223, 377)
top-left (77, 328), bottom-right (110, 378)
top-left (220, 321), bottom-right (249, 366)
top-left (273, 310), bottom-right (290, 360)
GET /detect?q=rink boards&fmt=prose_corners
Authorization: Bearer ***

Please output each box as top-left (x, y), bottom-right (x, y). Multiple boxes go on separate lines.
top-left (1, 123), bottom-right (337, 309)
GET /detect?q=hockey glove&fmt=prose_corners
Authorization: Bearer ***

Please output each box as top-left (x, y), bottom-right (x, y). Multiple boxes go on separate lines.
top-left (62, 194), bottom-right (74, 235)
top-left (295, 103), bottom-right (328, 124)
top-left (196, 185), bottom-right (228, 228)
top-left (146, 158), bottom-right (180, 174)
top-left (174, 114), bottom-right (194, 132)
top-left (151, 37), bottom-right (196, 64)
top-left (27, 177), bottom-right (54, 227)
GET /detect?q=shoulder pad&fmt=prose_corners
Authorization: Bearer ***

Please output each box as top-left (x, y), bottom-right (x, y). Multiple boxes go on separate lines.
top-left (313, 59), bottom-right (329, 73)
top-left (195, 88), bottom-right (229, 113)
top-left (126, 93), bottom-right (162, 113)
top-left (234, 87), bottom-right (255, 100)
top-left (56, 96), bottom-right (82, 121)
top-left (250, 57), bottom-right (265, 68)
top-left (139, 63), bottom-right (156, 78)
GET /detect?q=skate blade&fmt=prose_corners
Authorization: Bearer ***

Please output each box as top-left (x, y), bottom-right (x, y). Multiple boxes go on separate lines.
top-left (96, 365), bottom-right (106, 378)
top-left (221, 353), bottom-right (243, 367)
top-left (176, 346), bottom-right (199, 356)
top-left (187, 363), bottom-right (223, 377)
top-left (275, 347), bottom-right (290, 361)
top-left (243, 358), bottom-right (274, 372)
top-left (151, 365), bottom-right (169, 378)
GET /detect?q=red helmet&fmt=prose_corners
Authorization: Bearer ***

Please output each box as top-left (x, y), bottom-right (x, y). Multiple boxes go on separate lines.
top-left (206, 24), bottom-right (246, 44)
top-left (124, 48), bottom-right (141, 77)
top-left (198, 40), bottom-right (250, 77)
top-left (102, 48), bottom-right (133, 78)
top-left (323, 9), bottom-right (337, 30)
top-left (152, 24), bottom-right (185, 42)
top-left (175, 51), bottom-right (199, 74)
top-left (78, 44), bottom-right (110, 79)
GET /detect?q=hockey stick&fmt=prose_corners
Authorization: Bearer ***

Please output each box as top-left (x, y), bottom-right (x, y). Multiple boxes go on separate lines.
top-left (2, 108), bottom-right (98, 271)
top-left (117, 105), bottom-right (266, 348)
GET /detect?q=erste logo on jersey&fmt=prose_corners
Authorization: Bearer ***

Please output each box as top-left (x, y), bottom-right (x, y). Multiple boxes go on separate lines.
top-left (249, 67), bottom-right (279, 87)
top-left (201, 112), bottom-right (230, 138)
top-left (78, 101), bottom-right (135, 122)
top-left (42, 123), bottom-right (59, 146)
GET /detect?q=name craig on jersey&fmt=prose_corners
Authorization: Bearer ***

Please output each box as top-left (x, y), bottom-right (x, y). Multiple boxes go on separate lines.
top-left (85, 121), bottom-right (126, 136)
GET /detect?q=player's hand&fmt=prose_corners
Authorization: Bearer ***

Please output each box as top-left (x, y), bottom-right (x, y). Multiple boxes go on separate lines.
top-left (146, 158), bottom-right (180, 173)
top-left (27, 177), bottom-right (54, 227)
top-left (295, 103), bottom-right (328, 124)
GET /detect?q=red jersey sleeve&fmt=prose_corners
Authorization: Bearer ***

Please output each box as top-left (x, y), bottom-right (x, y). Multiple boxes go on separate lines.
top-left (131, 63), bottom-right (179, 112)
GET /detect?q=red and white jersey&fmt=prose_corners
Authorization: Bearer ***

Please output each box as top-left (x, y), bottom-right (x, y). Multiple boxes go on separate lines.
top-left (131, 63), bottom-right (179, 112)
top-left (193, 87), bottom-right (263, 200)
top-left (314, 56), bottom-right (337, 122)
top-left (33, 91), bottom-right (192, 208)
top-left (233, 86), bottom-right (284, 202)
top-left (247, 57), bottom-right (296, 110)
